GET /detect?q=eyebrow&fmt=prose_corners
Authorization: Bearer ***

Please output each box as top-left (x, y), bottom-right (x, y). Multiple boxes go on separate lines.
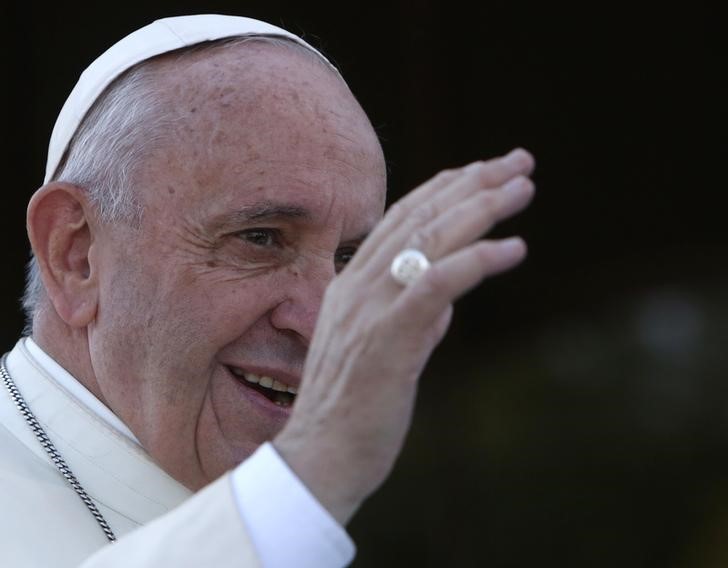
top-left (215, 202), bottom-right (312, 228)
top-left (211, 200), bottom-right (373, 243)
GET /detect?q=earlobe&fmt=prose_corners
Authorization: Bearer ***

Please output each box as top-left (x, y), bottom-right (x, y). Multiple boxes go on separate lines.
top-left (27, 183), bottom-right (98, 328)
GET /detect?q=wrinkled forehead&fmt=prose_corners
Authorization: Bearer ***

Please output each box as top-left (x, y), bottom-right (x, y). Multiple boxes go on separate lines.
top-left (135, 43), bottom-right (386, 231)
top-left (143, 40), bottom-right (382, 170)
top-left (152, 39), bottom-right (351, 115)
top-left (46, 14), bottom-right (340, 183)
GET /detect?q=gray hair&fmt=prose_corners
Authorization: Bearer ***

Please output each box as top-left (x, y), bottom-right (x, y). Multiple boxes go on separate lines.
top-left (22, 35), bottom-right (337, 335)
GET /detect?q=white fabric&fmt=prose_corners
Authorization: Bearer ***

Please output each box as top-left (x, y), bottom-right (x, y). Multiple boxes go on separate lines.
top-left (0, 338), bottom-right (195, 565)
top-left (79, 474), bottom-right (261, 568)
top-left (233, 444), bottom-right (356, 568)
top-left (27, 338), bottom-right (355, 567)
top-left (45, 14), bottom-right (338, 183)
top-left (25, 337), bottom-right (140, 444)
top-left (1, 339), bottom-right (354, 566)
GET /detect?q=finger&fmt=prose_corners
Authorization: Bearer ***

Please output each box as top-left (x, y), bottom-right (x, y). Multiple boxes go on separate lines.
top-left (354, 148), bottom-right (535, 263)
top-left (373, 148), bottom-right (534, 242)
top-left (391, 237), bottom-right (527, 328)
top-left (394, 147), bottom-right (535, 216)
top-left (400, 175), bottom-right (534, 263)
top-left (359, 174), bottom-right (534, 281)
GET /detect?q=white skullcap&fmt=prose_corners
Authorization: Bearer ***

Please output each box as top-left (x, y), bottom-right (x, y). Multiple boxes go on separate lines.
top-left (45, 14), bottom-right (336, 184)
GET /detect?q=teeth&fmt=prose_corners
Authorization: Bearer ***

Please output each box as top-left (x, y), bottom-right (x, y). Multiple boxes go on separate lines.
top-left (231, 367), bottom-right (297, 396)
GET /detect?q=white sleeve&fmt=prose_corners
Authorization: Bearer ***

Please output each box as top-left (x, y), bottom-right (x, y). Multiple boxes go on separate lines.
top-left (231, 442), bottom-right (356, 568)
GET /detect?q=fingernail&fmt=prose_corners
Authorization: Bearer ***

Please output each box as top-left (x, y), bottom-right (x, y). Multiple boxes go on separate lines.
top-left (504, 148), bottom-right (525, 162)
top-left (501, 176), bottom-right (531, 194)
top-left (499, 237), bottom-right (526, 254)
top-left (503, 148), bottom-right (534, 170)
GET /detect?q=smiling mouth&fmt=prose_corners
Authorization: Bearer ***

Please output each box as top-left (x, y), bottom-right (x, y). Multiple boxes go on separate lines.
top-left (228, 366), bottom-right (297, 408)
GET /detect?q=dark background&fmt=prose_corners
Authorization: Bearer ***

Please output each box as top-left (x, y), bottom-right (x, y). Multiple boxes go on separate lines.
top-left (3, 2), bottom-right (727, 566)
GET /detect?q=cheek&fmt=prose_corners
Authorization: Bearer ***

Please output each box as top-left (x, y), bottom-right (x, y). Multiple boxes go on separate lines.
top-left (98, 240), bottom-right (291, 366)
top-left (165, 269), bottom-right (288, 344)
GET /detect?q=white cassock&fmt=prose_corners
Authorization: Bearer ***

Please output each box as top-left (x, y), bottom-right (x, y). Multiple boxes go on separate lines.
top-left (0, 339), bottom-right (354, 567)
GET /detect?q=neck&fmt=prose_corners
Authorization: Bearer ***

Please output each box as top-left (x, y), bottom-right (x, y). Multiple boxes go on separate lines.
top-left (32, 312), bottom-right (108, 408)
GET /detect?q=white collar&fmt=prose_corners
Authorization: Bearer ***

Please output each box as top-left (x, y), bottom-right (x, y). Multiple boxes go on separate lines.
top-left (3, 338), bottom-right (191, 529)
top-left (25, 337), bottom-right (140, 445)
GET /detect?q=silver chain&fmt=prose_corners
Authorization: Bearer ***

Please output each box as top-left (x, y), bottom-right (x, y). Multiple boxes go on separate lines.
top-left (1, 354), bottom-right (117, 542)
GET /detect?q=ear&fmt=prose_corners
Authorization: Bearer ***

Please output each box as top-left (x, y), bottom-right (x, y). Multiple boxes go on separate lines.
top-left (27, 182), bottom-right (98, 328)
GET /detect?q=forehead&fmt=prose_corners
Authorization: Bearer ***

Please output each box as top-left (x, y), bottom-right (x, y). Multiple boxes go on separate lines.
top-left (136, 41), bottom-right (386, 234)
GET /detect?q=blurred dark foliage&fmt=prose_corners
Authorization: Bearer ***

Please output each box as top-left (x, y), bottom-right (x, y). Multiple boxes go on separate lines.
top-left (2, 2), bottom-right (726, 566)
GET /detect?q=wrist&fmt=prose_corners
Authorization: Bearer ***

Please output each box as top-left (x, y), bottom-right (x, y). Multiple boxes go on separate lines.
top-left (272, 435), bottom-right (362, 526)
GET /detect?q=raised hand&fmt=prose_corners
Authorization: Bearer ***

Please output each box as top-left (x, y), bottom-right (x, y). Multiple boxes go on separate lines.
top-left (275, 148), bottom-right (536, 524)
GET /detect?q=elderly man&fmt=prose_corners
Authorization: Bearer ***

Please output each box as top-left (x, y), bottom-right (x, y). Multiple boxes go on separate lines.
top-left (0, 14), bottom-right (535, 568)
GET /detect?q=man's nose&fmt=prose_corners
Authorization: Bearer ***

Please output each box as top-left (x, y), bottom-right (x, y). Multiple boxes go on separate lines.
top-left (268, 258), bottom-right (336, 346)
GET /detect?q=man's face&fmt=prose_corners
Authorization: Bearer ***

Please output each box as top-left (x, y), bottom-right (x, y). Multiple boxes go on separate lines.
top-left (86, 44), bottom-right (386, 488)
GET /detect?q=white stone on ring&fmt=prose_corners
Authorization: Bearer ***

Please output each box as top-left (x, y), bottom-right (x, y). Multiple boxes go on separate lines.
top-left (390, 248), bottom-right (431, 286)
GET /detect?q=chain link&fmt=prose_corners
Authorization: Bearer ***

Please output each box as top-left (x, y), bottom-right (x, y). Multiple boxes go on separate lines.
top-left (1, 354), bottom-right (117, 542)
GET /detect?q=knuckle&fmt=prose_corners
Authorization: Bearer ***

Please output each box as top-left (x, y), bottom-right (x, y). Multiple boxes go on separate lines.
top-left (419, 265), bottom-right (450, 297)
top-left (407, 200), bottom-right (438, 228)
top-left (407, 228), bottom-right (434, 252)
top-left (435, 168), bottom-right (459, 183)
top-left (386, 200), bottom-right (410, 222)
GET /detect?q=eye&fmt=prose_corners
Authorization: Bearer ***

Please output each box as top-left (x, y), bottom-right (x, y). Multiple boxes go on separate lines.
top-left (237, 228), bottom-right (281, 247)
top-left (334, 246), bottom-right (358, 271)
